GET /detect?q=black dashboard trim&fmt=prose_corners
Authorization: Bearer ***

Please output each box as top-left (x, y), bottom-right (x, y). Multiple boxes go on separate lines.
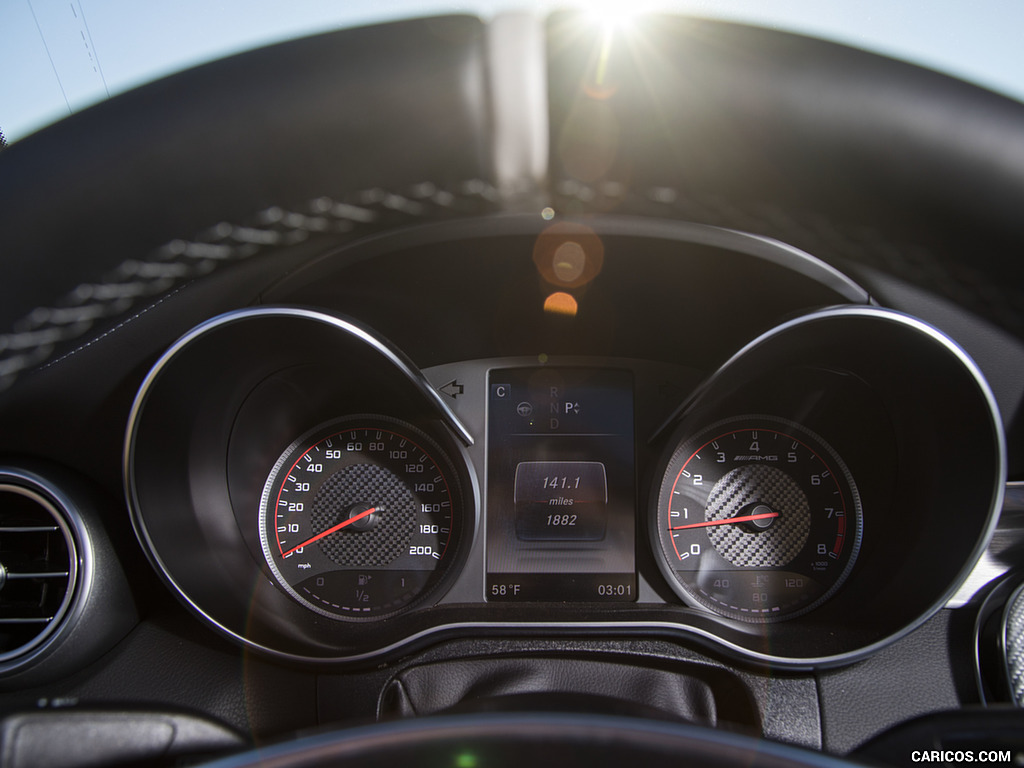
top-left (124, 306), bottom-right (1004, 670)
top-left (262, 214), bottom-right (872, 310)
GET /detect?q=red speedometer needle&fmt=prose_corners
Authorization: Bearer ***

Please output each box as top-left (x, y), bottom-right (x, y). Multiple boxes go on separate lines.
top-left (281, 507), bottom-right (377, 557)
top-left (670, 510), bottom-right (779, 530)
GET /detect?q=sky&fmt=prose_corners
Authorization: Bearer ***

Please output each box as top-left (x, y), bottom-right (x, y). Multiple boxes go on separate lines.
top-left (2, 0), bottom-right (1023, 143)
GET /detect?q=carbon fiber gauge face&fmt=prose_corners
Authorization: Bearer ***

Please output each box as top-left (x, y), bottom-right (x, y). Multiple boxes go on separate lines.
top-left (654, 416), bottom-right (862, 622)
top-left (259, 416), bottom-right (458, 620)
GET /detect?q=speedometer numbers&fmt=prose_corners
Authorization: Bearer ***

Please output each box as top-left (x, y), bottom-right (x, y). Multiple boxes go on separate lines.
top-left (259, 417), bottom-right (459, 620)
top-left (654, 416), bottom-right (862, 622)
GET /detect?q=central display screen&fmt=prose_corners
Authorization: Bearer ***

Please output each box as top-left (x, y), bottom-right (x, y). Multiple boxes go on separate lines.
top-left (486, 367), bottom-right (636, 602)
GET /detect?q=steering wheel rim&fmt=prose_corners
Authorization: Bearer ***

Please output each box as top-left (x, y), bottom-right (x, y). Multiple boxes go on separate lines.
top-left (199, 712), bottom-right (863, 768)
top-left (2, 12), bottom-right (1024, 394)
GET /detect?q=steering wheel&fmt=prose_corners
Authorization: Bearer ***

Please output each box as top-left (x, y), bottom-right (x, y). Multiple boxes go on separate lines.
top-left (2, 11), bottom-right (1024, 390)
top-left (199, 712), bottom-right (860, 768)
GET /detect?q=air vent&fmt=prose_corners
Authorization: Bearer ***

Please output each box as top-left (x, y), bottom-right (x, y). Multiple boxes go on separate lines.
top-left (0, 484), bottom-right (78, 663)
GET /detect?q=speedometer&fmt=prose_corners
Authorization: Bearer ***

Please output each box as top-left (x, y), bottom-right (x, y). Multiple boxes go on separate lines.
top-left (653, 415), bottom-right (862, 622)
top-left (258, 416), bottom-right (460, 620)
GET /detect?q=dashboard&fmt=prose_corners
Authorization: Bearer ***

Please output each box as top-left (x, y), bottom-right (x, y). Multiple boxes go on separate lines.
top-left (124, 217), bottom-right (1002, 668)
top-left (1, 10), bottom-right (1024, 768)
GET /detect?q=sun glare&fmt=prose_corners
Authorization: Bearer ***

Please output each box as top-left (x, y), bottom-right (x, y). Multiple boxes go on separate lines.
top-left (585, 4), bottom-right (639, 36)
top-left (584, 0), bottom-right (645, 26)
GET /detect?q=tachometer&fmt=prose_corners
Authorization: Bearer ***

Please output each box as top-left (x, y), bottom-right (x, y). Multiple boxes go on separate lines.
top-left (259, 416), bottom-right (459, 620)
top-left (653, 415), bottom-right (862, 622)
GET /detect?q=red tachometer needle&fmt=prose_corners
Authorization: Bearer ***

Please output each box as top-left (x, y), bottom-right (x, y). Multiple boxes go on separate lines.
top-left (281, 507), bottom-right (377, 557)
top-left (670, 510), bottom-right (779, 530)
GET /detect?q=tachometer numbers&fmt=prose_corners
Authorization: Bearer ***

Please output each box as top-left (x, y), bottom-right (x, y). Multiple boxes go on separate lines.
top-left (653, 416), bottom-right (862, 622)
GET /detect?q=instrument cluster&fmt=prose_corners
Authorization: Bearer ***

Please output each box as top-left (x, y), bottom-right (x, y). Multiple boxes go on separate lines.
top-left (124, 220), bottom-right (1005, 668)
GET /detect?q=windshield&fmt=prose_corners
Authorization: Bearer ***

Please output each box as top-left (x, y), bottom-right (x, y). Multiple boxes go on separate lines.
top-left (2, 0), bottom-right (1022, 144)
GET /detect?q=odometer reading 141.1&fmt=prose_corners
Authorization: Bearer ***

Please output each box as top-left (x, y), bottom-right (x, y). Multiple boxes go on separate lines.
top-left (258, 416), bottom-right (459, 620)
top-left (486, 367), bottom-right (636, 602)
top-left (653, 415), bottom-right (862, 622)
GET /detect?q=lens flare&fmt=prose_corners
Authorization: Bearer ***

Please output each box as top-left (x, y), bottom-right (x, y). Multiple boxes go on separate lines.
top-left (532, 222), bottom-right (604, 289)
top-left (544, 292), bottom-right (579, 317)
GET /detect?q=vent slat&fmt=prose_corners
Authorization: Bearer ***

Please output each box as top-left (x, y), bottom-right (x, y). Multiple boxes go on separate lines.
top-left (0, 482), bottom-right (77, 662)
top-left (0, 603), bottom-right (57, 620)
top-left (5, 571), bottom-right (70, 580)
top-left (0, 617), bottom-right (52, 625)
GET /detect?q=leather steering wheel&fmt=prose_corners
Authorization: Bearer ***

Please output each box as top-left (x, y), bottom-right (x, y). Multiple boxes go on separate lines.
top-left (2, 12), bottom-right (1024, 393)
